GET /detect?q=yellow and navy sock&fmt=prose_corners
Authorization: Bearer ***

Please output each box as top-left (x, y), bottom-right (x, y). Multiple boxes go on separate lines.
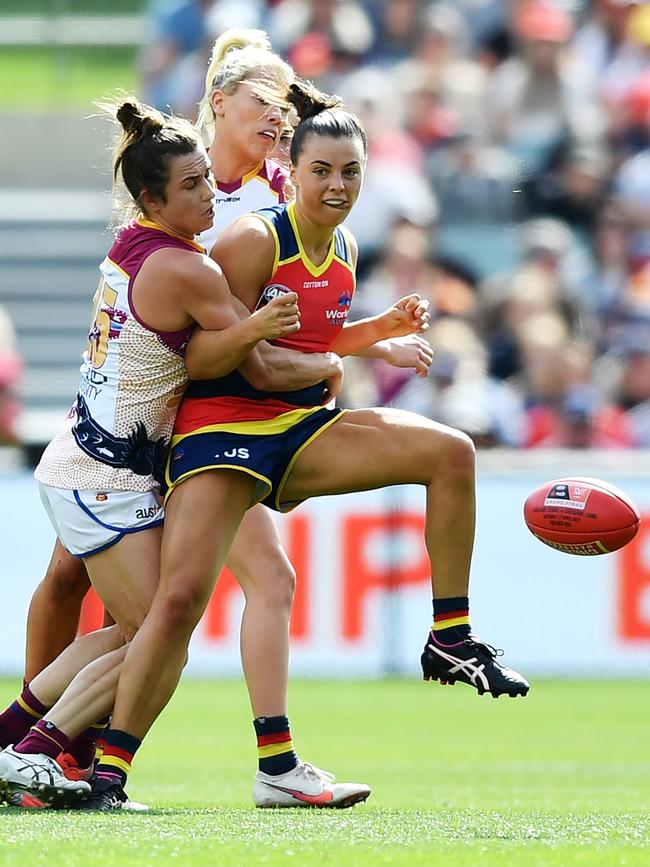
top-left (431, 596), bottom-right (471, 645)
top-left (0, 686), bottom-right (51, 749)
top-left (14, 719), bottom-right (69, 759)
top-left (94, 729), bottom-right (141, 788)
top-left (254, 715), bottom-right (298, 776)
top-left (66, 715), bottom-right (111, 769)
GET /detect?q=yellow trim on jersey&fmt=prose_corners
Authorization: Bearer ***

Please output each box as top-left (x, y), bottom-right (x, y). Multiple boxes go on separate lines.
top-left (164, 464), bottom-right (272, 507)
top-left (274, 408), bottom-right (348, 511)
top-left (105, 256), bottom-right (130, 280)
top-left (170, 406), bottom-right (324, 448)
top-left (16, 695), bottom-right (42, 719)
top-left (241, 161), bottom-right (265, 187)
top-left (251, 212), bottom-right (281, 275)
top-left (136, 217), bottom-right (206, 253)
top-left (287, 201), bottom-right (336, 278)
top-left (258, 741), bottom-right (294, 759)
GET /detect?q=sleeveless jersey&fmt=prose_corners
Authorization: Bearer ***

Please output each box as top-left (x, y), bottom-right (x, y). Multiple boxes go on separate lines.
top-left (35, 218), bottom-right (203, 493)
top-left (175, 201), bottom-right (356, 432)
top-left (198, 158), bottom-right (288, 253)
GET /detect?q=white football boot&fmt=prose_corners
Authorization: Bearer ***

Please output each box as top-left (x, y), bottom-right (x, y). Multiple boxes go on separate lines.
top-left (253, 760), bottom-right (370, 808)
top-left (121, 795), bottom-right (150, 812)
top-left (0, 746), bottom-right (91, 808)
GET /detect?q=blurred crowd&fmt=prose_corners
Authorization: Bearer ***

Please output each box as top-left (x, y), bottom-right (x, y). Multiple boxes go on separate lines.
top-left (105, 2), bottom-right (650, 447)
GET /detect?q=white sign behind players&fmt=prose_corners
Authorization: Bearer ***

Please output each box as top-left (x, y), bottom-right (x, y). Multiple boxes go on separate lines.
top-left (1, 458), bottom-right (649, 677)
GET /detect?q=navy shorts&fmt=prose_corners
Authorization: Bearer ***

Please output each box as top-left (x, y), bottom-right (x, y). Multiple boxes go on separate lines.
top-left (165, 406), bottom-right (345, 512)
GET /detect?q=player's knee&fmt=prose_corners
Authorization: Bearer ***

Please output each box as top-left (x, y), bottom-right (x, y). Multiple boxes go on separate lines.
top-left (157, 583), bottom-right (208, 636)
top-left (260, 560), bottom-right (296, 613)
top-left (439, 430), bottom-right (476, 480)
top-left (44, 556), bottom-right (90, 601)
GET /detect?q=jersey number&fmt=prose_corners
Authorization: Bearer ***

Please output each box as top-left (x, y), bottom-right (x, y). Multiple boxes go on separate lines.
top-left (88, 278), bottom-right (118, 369)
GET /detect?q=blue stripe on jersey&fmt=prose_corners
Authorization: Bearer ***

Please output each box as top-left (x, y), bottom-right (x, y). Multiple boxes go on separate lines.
top-left (184, 369), bottom-right (326, 406)
top-left (255, 206), bottom-right (298, 262)
top-left (256, 204), bottom-right (350, 266)
top-left (334, 228), bottom-right (348, 263)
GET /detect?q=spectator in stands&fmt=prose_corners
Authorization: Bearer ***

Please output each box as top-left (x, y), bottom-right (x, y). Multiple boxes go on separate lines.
top-left (487, 2), bottom-right (584, 175)
top-left (0, 305), bottom-right (23, 445)
top-left (266, 0), bottom-right (373, 87)
top-left (525, 383), bottom-right (632, 449)
top-left (611, 322), bottom-right (650, 446)
top-left (341, 72), bottom-right (438, 268)
top-left (141, 0), bottom-right (221, 117)
top-left (570, 0), bottom-right (647, 109)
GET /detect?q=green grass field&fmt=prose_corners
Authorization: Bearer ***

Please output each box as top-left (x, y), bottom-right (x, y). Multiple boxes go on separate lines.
top-left (0, 46), bottom-right (137, 109)
top-left (0, 678), bottom-right (649, 866)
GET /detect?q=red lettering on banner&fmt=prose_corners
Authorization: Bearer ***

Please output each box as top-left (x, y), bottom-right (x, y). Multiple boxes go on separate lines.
top-left (342, 513), bottom-right (429, 640)
top-left (202, 513), bottom-right (310, 641)
top-left (618, 515), bottom-right (650, 640)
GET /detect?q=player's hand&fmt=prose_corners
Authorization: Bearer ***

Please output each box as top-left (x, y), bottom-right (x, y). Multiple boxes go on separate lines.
top-left (378, 294), bottom-right (430, 339)
top-left (252, 292), bottom-right (300, 340)
top-left (322, 354), bottom-right (344, 403)
top-left (379, 335), bottom-right (434, 377)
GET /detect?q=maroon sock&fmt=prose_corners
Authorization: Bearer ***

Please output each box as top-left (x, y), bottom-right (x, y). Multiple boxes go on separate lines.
top-left (66, 717), bottom-right (110, 768)
top-left (0, 686), bottom-right (50, 749)
top-left (14, 720), bottom-right (69, 760)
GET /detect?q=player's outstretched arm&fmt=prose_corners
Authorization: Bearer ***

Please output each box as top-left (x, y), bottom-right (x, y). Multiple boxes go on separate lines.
top-left (330, 294), bottom-right (431, 358)
top-left (354, 334), bottom-right (434, 378)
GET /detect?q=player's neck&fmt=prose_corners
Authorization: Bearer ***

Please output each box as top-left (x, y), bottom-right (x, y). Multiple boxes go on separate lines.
top-left (292, 206), bottom-right (334, 265)
top-left (208, 139), bottom-right (261, 186)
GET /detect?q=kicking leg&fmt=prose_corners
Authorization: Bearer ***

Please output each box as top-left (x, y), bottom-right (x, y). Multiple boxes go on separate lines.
top-left (282, 407), bottom-right (529, 698)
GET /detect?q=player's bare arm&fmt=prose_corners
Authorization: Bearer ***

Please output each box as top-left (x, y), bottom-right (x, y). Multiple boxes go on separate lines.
top-left (135, 247), bottom-right (300, 380)
top-left (330, 293), bottom-right (431, 358)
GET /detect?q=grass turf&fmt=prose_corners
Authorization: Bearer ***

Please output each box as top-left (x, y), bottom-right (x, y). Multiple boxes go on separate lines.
top-left (0, 46), bottom-right (137, 110)
top-left (0, 677), bottom-right (648, 866)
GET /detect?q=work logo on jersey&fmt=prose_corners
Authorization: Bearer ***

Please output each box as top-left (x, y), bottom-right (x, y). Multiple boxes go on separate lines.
top-left (255, 283), bottom-right (293, 310)
top-left (325, 289), bottom-right (353, 325)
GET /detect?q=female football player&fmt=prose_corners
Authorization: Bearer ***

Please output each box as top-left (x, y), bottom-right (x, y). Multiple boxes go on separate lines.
top-left (73, 82), bottom-right (528, 809)
top-left (0, 32), bottom-right (429, 808)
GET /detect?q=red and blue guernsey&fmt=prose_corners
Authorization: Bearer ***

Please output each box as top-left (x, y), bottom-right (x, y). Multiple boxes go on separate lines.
top-left (174, 201), bottom-right (356, 433)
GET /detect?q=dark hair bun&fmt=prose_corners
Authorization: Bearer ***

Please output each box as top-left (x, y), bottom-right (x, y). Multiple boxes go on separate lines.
top-left (116, 100), bottom-right (163, 138)
top-left (288, 82), bottom-right (342, 123)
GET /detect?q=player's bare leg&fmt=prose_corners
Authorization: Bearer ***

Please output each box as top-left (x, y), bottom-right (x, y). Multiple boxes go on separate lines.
top-left (281, 407), bottom-right (529, 699)
top-left (110, 471), bottom-right (254, 741)
top-left (24, 540), bottom-right (90, 682)
top-left (226, 506), bottom-right (366, 806)
top-left (0, 528), bottom-right (162, 808)
top-left (227, 505), bottom-right (294, 719)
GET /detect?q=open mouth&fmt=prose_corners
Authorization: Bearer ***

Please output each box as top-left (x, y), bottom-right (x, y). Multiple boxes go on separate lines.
top-left (322, 199), bottom-right (348, 210)
top-left (259, 130), bottom-right (277, 142)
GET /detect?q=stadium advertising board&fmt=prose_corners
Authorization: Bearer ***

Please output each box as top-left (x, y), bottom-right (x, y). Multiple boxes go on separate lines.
top-left (1, 467), bottom-right (649, 676)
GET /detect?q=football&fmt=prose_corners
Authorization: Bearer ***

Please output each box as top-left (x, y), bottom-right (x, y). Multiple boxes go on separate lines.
top-left (523, 477), bottom-right (640, 555)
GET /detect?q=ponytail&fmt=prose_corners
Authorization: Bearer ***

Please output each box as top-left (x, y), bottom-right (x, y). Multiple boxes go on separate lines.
top-left (103, 97), bottom-right (200, 211)
top-left (287, 81), bottom-right (367, 163)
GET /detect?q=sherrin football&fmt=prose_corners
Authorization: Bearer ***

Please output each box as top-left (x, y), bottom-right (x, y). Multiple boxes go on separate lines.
top-left (523, 477), bottom-right (640, 555)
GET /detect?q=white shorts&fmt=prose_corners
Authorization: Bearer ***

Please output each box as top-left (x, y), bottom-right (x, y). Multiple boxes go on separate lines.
top-left (38, 483), bottom-right (164, 558)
